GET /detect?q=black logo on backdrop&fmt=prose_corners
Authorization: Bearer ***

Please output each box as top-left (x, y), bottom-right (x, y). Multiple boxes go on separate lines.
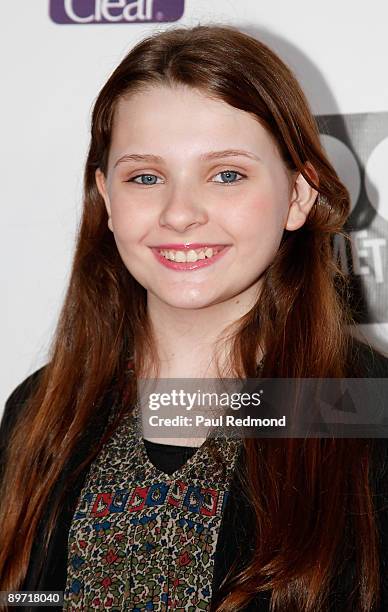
top-left (317, 112), bottom-right (388, 323)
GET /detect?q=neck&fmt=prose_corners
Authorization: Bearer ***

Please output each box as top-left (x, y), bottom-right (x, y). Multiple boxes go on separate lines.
top-left (145, 288), bottom-right (260, 378)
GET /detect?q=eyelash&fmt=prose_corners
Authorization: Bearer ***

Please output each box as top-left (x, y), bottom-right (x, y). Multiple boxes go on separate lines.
top-left (126, 170), bottom-right (247, 186)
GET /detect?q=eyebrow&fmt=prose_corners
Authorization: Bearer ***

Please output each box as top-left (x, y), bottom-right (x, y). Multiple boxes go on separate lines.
top-left (113, 149), bottom-right (261, 168)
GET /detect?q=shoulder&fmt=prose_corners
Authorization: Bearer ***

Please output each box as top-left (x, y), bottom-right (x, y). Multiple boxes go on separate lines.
top-left (354, 340), bottom-right (388, 503)
top-left (0, 366), bottom-right (47, 454)
top-left (347, 337), bottom-right (388, 377)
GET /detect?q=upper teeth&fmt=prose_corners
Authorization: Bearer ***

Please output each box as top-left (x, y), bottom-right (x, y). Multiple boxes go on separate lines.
top-left (159, 247), bottom-right (220, 262)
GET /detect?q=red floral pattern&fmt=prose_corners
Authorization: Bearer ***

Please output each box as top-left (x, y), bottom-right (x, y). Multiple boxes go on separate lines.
top-left (63, 402), bottom-right (241, 610)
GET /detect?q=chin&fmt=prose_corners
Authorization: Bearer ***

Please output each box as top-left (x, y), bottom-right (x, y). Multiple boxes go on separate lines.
top-left (159, 293), bottom-right (218, 310)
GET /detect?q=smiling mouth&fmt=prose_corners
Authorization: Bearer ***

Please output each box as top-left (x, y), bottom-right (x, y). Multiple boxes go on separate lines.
top-left (157, 246), bottom-right (225, 263)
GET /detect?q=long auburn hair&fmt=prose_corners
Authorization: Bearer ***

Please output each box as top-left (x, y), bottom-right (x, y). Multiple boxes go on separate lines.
top-left (0, 24), bottom-right (381, 611)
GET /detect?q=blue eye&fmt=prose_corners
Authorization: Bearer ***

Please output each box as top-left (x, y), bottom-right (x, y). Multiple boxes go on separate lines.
top-left (129, 174), bottom-right (161, 185)
top-left (126, 170), bottom-right (245, 186)
top-left (213, 170), bottom-right (245, 184)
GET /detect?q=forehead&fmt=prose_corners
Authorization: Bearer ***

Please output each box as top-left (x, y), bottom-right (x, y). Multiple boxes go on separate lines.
top-left (108, 84), bottom-right (281, 164)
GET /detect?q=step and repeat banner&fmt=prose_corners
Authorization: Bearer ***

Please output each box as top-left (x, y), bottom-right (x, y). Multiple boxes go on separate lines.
top-left (2, 0), bottom-right (387, 410)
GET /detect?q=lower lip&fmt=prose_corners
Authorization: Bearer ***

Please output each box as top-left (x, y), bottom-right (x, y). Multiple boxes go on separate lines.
top-left (151, 247), bottom-right (230, 270)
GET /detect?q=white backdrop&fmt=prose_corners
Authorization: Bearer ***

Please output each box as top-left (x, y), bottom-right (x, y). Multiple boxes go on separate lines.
top-left (2, 0), bottom-right (388, 415)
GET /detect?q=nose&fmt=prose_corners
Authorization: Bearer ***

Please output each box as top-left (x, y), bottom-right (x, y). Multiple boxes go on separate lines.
top-left (159, 184), bottom-right (208, 233)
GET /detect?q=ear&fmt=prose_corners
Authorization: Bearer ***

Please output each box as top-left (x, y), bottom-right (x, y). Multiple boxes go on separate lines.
top-left (285, 165), bottom-right (318, 231)
top-left (95, 168), bottom-right (113, 232)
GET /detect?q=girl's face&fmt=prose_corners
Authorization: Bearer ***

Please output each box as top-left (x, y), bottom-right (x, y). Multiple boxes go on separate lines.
top-left (96, 85), bottom-right (316, 311)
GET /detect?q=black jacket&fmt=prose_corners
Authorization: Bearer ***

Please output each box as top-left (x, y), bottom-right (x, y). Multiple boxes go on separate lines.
top-left (1, 340), bottom-right (388, 611)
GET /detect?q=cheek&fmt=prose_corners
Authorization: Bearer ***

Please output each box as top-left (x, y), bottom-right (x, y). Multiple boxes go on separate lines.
top-left (109, 198), bottom-right (149, 245)
top-left (228, 192), bottom-right (288, 243)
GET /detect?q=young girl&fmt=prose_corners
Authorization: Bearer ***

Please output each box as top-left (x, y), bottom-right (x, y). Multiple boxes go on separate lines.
top-left (1, 24), bottom-right (388, 612)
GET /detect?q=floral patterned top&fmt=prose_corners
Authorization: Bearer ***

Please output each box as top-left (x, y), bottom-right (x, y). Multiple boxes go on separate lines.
top-left (63, 400), bottom-right (243, 611)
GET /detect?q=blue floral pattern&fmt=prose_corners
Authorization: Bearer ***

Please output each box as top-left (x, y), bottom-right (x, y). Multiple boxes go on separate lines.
top-left (63, 401), bottom-right (242, 611)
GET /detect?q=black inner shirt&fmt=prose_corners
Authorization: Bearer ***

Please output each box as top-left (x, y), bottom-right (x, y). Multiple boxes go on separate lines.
top-left (142, 439), bottom-right (198, 475)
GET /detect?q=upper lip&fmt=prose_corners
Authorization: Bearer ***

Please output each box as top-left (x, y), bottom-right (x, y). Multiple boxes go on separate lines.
top-left (151, 243), bottom-right (228, 250)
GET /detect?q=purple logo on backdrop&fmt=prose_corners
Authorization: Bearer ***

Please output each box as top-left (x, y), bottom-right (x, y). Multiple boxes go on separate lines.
top-left (49, 0), bottom-right (185, 24)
